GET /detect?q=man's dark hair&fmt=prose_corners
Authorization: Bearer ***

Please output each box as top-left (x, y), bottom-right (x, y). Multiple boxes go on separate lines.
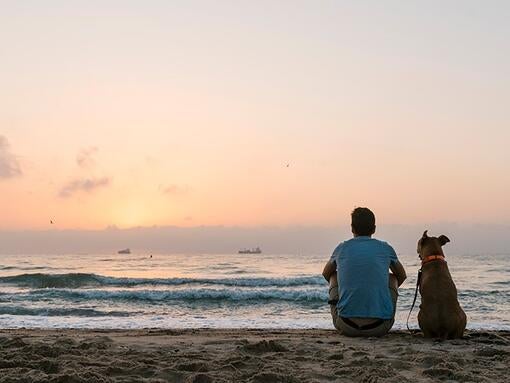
top-left (351, 207), bottom-right (376, 236)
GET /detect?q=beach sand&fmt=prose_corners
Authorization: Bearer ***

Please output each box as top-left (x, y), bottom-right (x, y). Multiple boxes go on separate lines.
top-left (0, 329), bottom-right (509, 382)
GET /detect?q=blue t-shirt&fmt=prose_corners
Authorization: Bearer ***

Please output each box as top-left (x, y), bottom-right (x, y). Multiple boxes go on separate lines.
top-left (330, 236), bottom-right (399, 320)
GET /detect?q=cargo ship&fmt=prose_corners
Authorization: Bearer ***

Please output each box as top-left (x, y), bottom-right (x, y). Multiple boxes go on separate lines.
top-left (238, 247), bottom-right (262, 254)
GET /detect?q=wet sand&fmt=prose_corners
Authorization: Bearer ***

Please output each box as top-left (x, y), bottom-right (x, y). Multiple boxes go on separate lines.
top-left (0, 329), bottom-right (509, 382)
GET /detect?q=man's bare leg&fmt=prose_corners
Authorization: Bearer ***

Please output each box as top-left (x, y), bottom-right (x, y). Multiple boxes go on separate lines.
top-left (329, 273), bottom-right (339, 303)
top-left (388, 273), bottom-right (399, 317)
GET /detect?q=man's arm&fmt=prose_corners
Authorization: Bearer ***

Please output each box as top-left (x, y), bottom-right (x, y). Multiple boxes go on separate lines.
top-left (322, 259), bottom-right (336, 282)
top-left (390, 260), bottom-right (407, 286)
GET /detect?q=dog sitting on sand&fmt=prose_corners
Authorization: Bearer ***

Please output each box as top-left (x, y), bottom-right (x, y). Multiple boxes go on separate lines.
top-left (417, 231), bottom-right (467, 339)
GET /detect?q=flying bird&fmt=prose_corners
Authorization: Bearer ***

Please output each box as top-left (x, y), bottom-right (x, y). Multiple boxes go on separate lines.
top-left (50, 220), bottom-right (54, 225)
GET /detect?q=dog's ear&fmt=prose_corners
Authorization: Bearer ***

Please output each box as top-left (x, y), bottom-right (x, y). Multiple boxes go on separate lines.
top-left (438, 235), bottom-right (450, 246)
top-left (417, 230), bottom-right (428, 254)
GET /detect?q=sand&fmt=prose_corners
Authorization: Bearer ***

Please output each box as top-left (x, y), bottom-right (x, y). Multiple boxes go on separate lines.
top-left (0, 329), bottom-right (509, 383)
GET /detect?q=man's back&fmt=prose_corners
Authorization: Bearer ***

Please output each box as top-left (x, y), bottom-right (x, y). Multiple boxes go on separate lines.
top-left (331, 236), bottom-right (398, 320)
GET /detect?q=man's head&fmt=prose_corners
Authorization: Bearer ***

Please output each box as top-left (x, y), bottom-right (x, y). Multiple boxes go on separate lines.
top-left (351, 207), bottom-right (376, 237)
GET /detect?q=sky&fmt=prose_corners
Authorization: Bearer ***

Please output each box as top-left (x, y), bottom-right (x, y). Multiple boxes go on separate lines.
top-left (1, 1), bottom-right (510, 237)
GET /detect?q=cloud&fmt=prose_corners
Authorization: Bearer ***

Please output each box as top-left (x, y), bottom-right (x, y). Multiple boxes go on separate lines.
top-left (59, 177), bottom-right (111, 198)
top-left (0, 135), bottom-right (22, 179)
top-left (76, 147), bottom-right (98, 168)
top-left (161, 184), bottom-right (190, 196)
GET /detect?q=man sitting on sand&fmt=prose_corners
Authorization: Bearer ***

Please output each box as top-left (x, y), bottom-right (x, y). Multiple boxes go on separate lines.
top-left (322, 207), bottom-right (407, 337)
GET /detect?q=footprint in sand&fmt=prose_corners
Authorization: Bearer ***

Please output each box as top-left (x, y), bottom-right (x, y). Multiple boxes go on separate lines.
top-left (250, 371), bottom-right (299, 383)
top-left (176, 361), bottom-right (210, 372)
top-left (327, 353), bottom-right (344, 361)
top-left (186, 373), bottom-right (214, 383)
top-left (0, 336), bottom-right (27, 348)
top-left (474, 346), bottom-right (510, 357)
top-left (241, 340), bottom-right (288, 354)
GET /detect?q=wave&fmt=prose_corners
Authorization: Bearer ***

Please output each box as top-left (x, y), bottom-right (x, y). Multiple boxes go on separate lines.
top-left (490, 280), bottom-right (510, 286)
top-left (0, 266), bottom-right (56, 271)
top-left (7, 287), bottom-right (327, 303)
top-left (0, 306), bottom-right (132, 317)
top-left (0, 273), bottom-right (325, 289)
top-left (0, 273), bottom-right (105, 288)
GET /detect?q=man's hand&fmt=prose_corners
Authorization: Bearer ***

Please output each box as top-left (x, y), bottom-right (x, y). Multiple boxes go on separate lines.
top-left (322, 259), bottom-right (336, 282)
top-left (390, 260), bottom-right (407, 286)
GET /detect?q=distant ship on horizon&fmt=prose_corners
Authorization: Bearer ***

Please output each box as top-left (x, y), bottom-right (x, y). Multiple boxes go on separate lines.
top-left (117, 248), bottom-right (131, 254)
top-left (238, 247), bottom-right (262, 254)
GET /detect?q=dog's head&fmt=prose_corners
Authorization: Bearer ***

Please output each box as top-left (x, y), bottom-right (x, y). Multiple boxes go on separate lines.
top-left (417, 230), bottom-right (450, 260)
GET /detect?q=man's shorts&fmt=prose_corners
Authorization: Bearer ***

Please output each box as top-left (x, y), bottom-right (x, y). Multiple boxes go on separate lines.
top-left (329, 279), bottom-right (397, 337)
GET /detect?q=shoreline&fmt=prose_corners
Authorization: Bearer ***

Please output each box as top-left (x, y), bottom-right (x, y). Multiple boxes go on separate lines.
top-left (1, 329), bottom-right (509, 382)
top-left (1, 323), bottom-right (509, 331)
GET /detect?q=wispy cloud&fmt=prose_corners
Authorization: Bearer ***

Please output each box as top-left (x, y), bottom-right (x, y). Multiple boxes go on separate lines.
top-left (0, 135), bottom-right (22, 179)
top-left (59, 177), bottom-right (111, 198)
top-left (161, 184), bottom-right (190, 196)
top-left (76, 147), bottom-right (98, 168)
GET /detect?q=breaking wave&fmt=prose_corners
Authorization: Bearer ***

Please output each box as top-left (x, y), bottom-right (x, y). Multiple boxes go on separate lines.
top-left (0, 273), bottom-right (325, 289)
top-left (0, 306), bottom-right (132, 317)
top-left (7, 287), bottom-right (327, 303)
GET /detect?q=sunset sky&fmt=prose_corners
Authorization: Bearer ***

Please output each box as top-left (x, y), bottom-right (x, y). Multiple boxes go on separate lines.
top-left (1, 1), bottom-right (509, 231)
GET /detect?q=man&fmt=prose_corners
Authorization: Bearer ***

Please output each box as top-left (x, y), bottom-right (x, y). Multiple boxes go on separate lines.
top-left (322, 207), bottom-right (406, 337)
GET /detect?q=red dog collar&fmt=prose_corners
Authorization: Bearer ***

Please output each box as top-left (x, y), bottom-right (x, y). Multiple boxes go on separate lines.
top-left (421, 254), bottom-right (446, 266)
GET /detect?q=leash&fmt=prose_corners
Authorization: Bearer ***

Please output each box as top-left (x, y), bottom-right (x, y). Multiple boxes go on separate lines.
top-left (406, 268), bottom-right (422, 334)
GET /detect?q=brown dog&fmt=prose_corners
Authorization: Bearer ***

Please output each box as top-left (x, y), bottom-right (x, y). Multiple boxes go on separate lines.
top-left (417, 231), bottom-right (467, 339)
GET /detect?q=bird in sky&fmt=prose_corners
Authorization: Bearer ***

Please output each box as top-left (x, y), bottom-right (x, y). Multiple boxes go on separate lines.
top-left (50, 220), bottom-right (54, 225)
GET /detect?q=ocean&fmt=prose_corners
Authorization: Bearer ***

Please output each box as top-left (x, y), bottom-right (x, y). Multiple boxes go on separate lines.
top-left (0, 252), bottom-right (508, 330)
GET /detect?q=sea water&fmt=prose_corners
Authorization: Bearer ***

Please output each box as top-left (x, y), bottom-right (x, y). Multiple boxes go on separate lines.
top-left (0, 252), bottom-right (508, 329)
